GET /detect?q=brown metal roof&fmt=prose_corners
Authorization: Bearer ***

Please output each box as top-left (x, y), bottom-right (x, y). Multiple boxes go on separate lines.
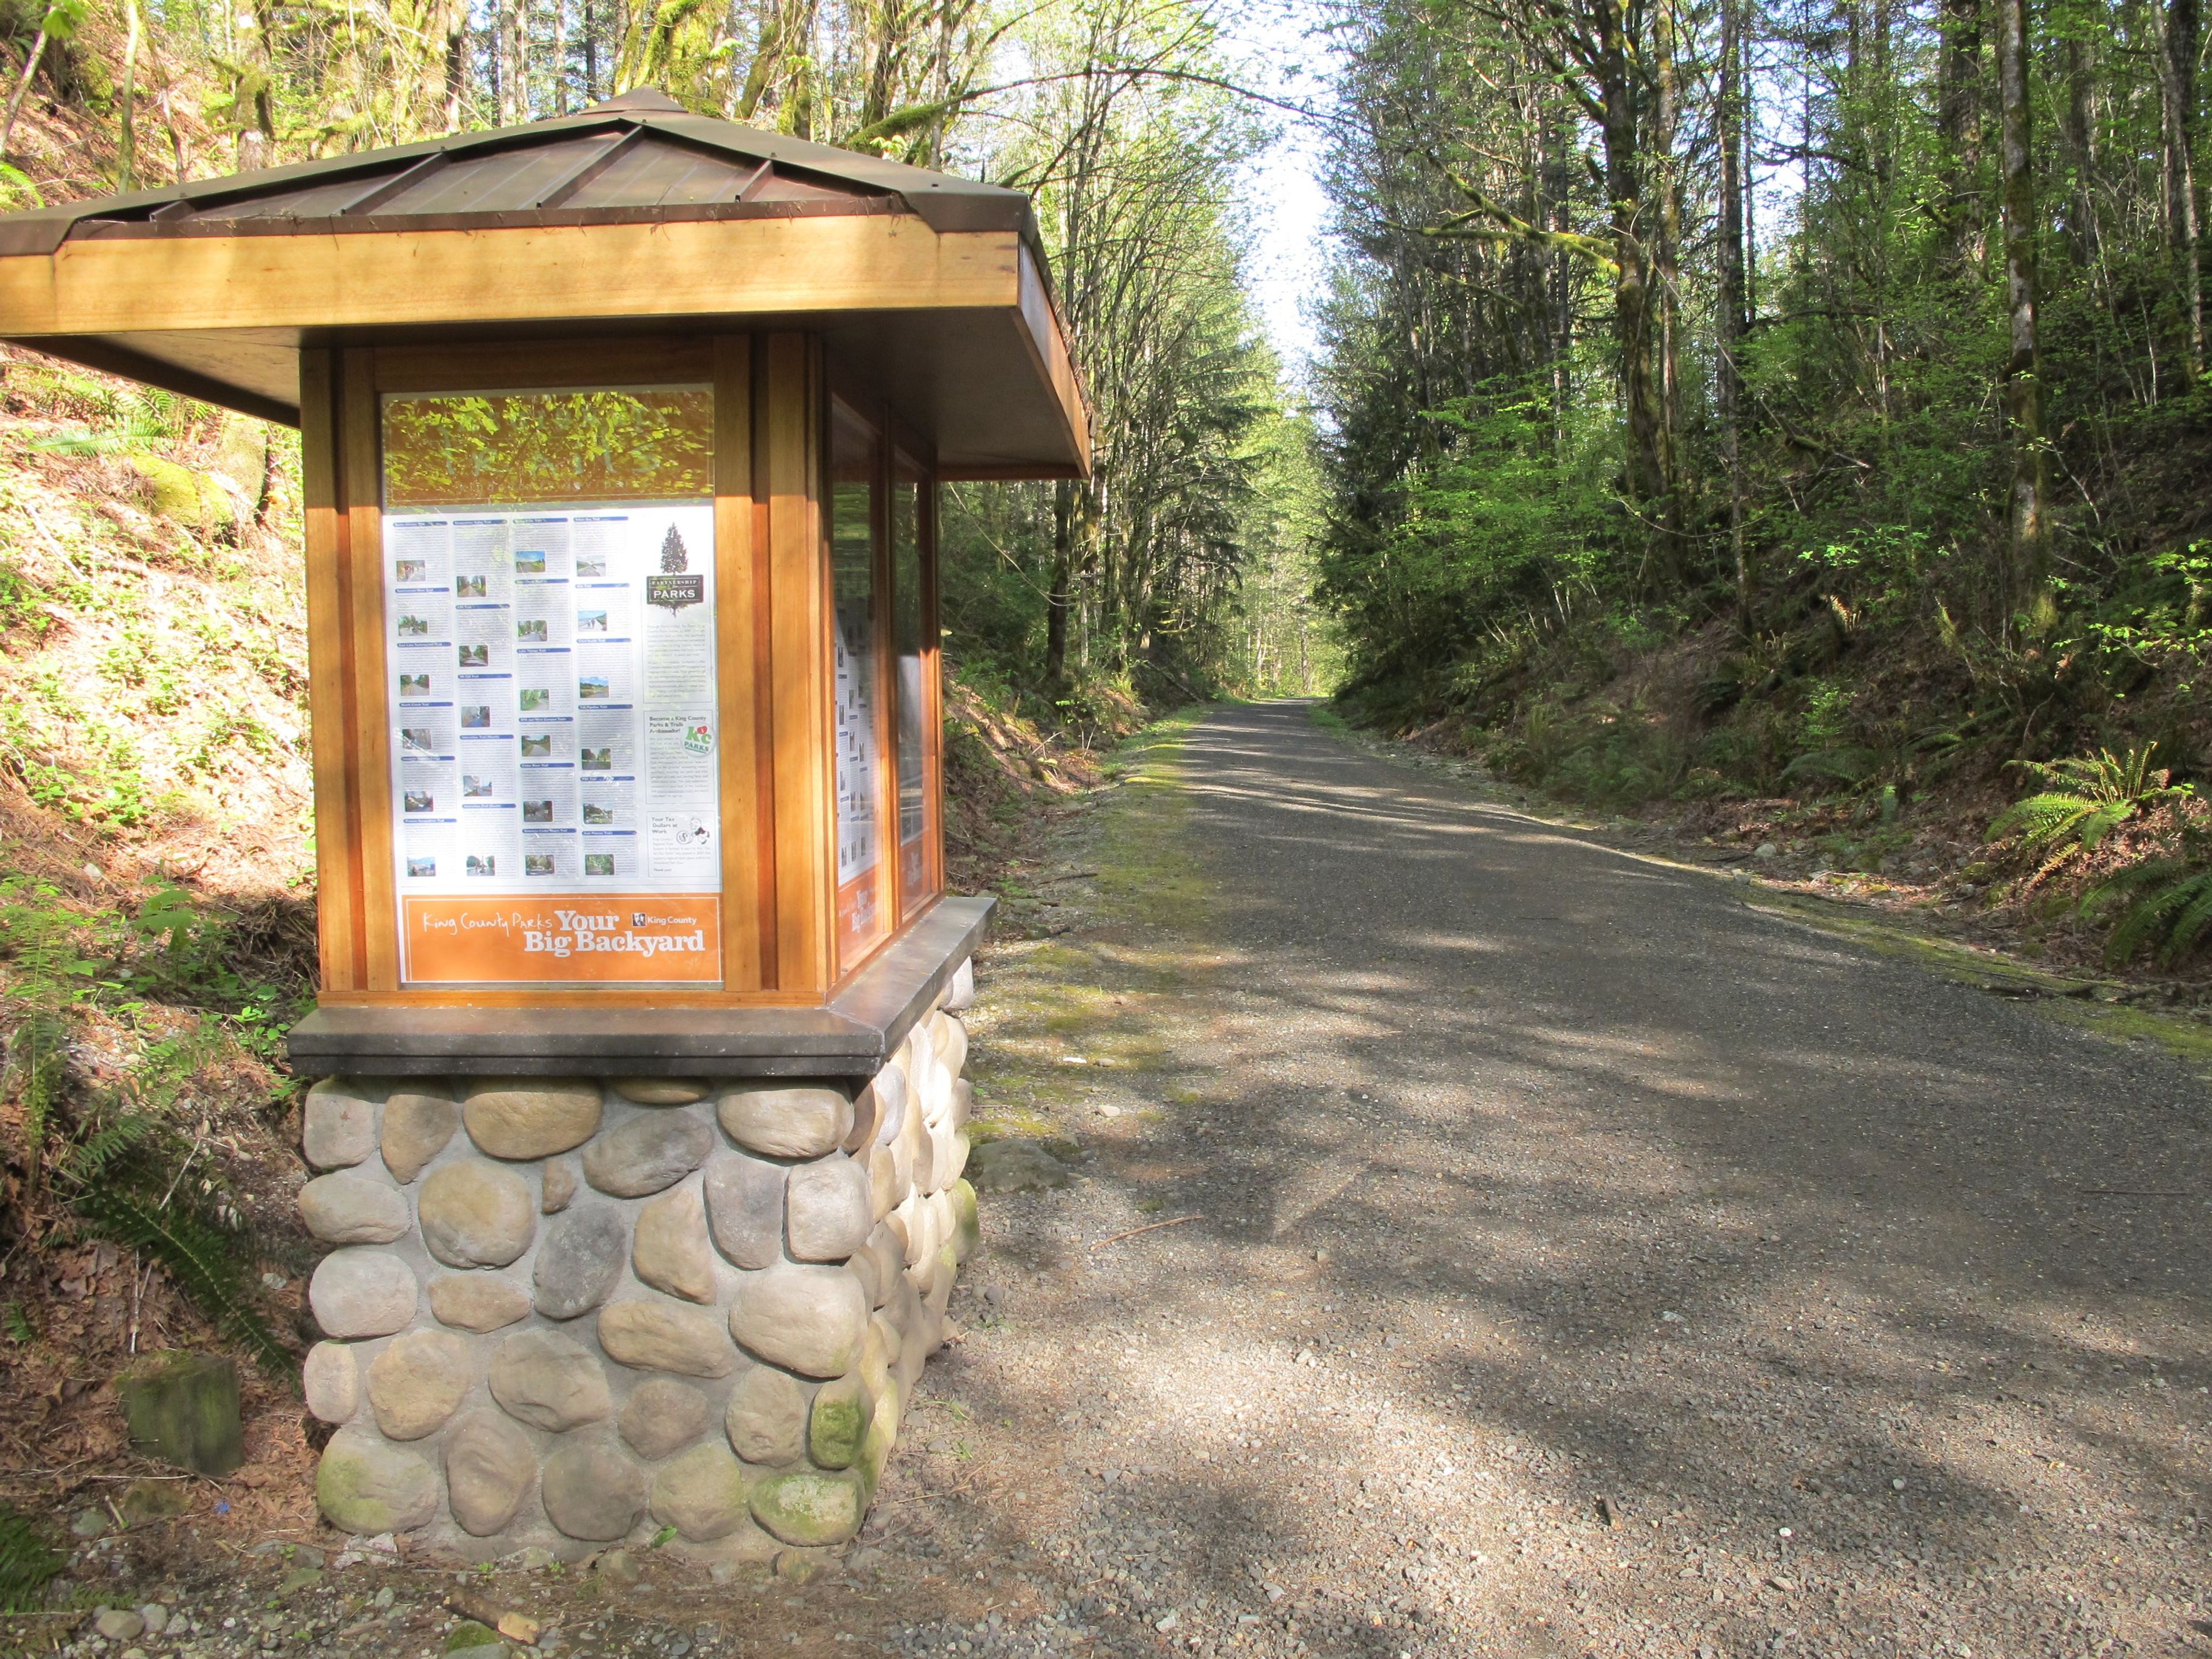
top-left (0, 89), bottom-right (1088, 475)
top-left (0, 89), bottom-right (1042, 263)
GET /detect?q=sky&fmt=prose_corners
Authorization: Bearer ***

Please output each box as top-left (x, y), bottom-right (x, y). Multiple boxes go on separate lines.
top-left (1213, 0), bottom-right (1342, 375)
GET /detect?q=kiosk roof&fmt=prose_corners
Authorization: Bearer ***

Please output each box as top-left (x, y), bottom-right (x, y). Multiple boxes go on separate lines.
top-left (0, 90), bottom-right (1086, 475)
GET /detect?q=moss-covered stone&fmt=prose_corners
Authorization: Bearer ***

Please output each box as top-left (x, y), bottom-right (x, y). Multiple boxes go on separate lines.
top-left (747, 1467), bottom-right (868, 1546)
top-left (948, 1178), bottom-right (980, 1260)
top-left (441, 1620), bottom-right (505, 1656)
top-left (316, 1427), bottom-right (438, 1534)
top-left (118, 1351), bottom-right (242, 1476)
top-left (129, 454), bottom-right (238, 533)
top-left (806, 1372), bottom-right (869, 1471)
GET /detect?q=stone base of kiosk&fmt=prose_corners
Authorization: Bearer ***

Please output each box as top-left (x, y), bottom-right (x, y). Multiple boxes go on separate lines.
top-left (287, 904), bottom-right (987, 1564)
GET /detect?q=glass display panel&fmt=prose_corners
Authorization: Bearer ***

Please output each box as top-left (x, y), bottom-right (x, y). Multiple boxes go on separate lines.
top-left (891, 452), bottom-right (933, 913)
top-left (380, 386), bottom-right (722, 986)
top-left (831, 403), bottom-right (887, 969)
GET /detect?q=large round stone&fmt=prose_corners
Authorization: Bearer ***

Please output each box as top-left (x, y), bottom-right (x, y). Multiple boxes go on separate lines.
top-left (863, 1140), bottom-right (900, 1223)
top-left (298, 1172), bottom-right (410, 1245)
top-left (303, 1341), bottom-right (358, 1424)
top-left (598, 1299), bottom-right (736, 1378)
top-left (619, 1377), bottom-right (712, 1460)
top-left (949, 1077), bottom-right (973, 1131)
top-left (316, 1426), bottom-right (438, 1534)
top-left (785, 1154), bottom-right (872, 1263)
top-left (940, 1131), bottom-right (972, 1191)
top-left (650, 1442), bottom-right (751, 1541)
top-left (419, 1160), bottom-right (536, 1268)
top-left (892, 1191), bottom-right (936, 1268)
top-left (444, 1410), bottom-right (535, 1537)
top-left (463, 1078), bottom-right (603, 1160)
top-left (714, 1086), bottom-right (851, 1160)
top-left (488, 1330), bottom-right (612, 1431)
top-left (865, 1065), bottom-right (908, 1148)
top-left (533, 1203), bottom-right (627, 1319)
top-left (943, 957), bottom-right (975, 1011)
top-left (379, 1090), bottom-right (457, 1183)
top-left (367, 1329), bottom-right (472, 1440)
top-left (948, 1179), bottom-right (980, 1261)
top-left (910, 1120), bottom-right (942, 1197)
top-left (966, 1138), bottom-right (1071, 1192)
top-left (302, 1079), bottom-right (380, 1171)
top-left (748, 1468), bottom-right (866, 1547)
top-left (931, 1012), bottom-right (968, 1081)
top-left (541, 1439), bottom-right (647, 1541)
top-left (729, 1264), bottom-right (867, 1378)
top-left (309, 1248), bottom-right (418, 1339)
top-left (634, 1184), bottom-right (715, 1304)
top-left (808, 1372), bottom-right (869, 1471)
top-left (428, 1274), bottom-right (532, 1334)
top-left (584, 1109), bottom-right (713, 1198)
top-left (724, 1366), bottom-right (806, 1465)
top-left (703, 1154), bottom-right (785, 1270)
top-left (861, 1224), bottom-right (904, 1309)
top-left (611, 1078), bottom-right (710, 1105)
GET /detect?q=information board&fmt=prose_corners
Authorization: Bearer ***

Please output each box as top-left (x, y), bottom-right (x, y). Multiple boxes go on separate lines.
top-left (381, 502), bottom-right (721, 984)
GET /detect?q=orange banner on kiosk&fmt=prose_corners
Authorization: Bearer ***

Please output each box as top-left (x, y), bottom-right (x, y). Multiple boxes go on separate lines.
top-left (400, 895), bottom-right (722, 985)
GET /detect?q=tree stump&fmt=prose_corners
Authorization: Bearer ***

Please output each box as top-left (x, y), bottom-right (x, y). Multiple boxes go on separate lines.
top-left (118, 1351), bottom-right (243, 1477)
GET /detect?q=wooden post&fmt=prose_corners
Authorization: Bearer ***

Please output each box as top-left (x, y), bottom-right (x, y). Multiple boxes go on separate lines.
top-left (766, 333), bottom-right (830, 994)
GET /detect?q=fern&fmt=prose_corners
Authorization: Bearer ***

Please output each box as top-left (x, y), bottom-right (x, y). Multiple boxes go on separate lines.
top-left (68, 1183), bottom-right (297, 1378)
top-left (0, 1505), bottom-right (60, 1613)
top-left (2089, 858), bottom-right (2212, 967)
top-left (1988, 746), bottom-right (2190, 874)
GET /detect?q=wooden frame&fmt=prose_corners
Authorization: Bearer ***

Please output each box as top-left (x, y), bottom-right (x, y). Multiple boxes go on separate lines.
top-left (300, 327), bottom-right (955, 1015)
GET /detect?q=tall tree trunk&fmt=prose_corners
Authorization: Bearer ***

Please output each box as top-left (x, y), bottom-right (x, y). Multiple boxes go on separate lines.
top-left (2061, 26), bottom-right (2098, 262)
top-left (551, 0), bottom-right (568, 114)
top-left (1718, 0), bottom-right (1753, 637)
top-left (496, 0), bottom-right (522, 123)
top-left (1938, 0), bottom-right (1985, 269)
top-left (118, 0), bottom-right (140, 188)
top-left (2156, 0), bottom-right (2204, 375)
top-left (1998, 0), bottom-right (2051, 626)
top-left (444, 0), bottom-right (471, 131)
top-left (1590, 17), bottom-right (1669, 578)
top-left (0, 28), bottom-right (50, 163)
top-left (1654, 0), bottom-right (1685, 572)
top-left (1044, 480), bottom-right (1075, 690)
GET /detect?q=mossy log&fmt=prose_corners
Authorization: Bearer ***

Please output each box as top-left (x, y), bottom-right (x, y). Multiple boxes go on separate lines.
top-left (118, 1351), bottom-right (243, 1477)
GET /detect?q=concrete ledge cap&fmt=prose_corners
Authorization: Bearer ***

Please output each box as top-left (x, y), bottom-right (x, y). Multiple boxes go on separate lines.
top-left (286, 896), bottom-right (991, 1079)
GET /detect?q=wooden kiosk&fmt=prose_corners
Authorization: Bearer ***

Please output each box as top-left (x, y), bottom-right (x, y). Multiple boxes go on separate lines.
top-left (0, 90), bottom-right (1086, 1560)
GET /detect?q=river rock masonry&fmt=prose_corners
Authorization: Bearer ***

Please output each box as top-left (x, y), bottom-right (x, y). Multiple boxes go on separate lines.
top-left (297, 994), bottom-right (978, 1564)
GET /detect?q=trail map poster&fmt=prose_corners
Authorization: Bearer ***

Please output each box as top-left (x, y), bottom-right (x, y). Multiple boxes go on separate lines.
top-left (382, 503), bottom-right (721, 984)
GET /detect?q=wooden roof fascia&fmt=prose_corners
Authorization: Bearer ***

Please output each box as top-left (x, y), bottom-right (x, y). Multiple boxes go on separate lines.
top-left (0, 217), bottom-right (1026, 336)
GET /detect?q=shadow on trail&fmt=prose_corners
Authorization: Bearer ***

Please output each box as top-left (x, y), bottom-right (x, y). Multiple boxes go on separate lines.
top-left (928, 700), bottom-right (2212, 1659)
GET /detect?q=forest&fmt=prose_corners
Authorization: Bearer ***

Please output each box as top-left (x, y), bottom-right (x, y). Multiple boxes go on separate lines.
top-left (1314, 0), bottom-right (2212, 971)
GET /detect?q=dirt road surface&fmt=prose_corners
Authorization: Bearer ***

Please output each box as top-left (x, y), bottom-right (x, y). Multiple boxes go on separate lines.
top-left (911, 699), bottom-right (2212, 1659)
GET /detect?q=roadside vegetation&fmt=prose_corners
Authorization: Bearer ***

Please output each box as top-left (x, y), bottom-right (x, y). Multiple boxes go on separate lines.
top-left (1308, 0), bottom-right (2212, 985)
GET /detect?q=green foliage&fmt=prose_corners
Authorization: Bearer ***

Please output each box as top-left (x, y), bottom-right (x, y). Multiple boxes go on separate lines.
top-left (0, 1504), bottom-right (61, 1614)
top-left (1, 875), bottom-right (305, 1373)
top-left (67, 1179), bottom-right (297, 1377)
top-left (382, 391), bottom-right (714, 509)
top-left (2092, 857), bottom-right (2212, 967)
top-left (1987, 748), bottom-right (2189, 867)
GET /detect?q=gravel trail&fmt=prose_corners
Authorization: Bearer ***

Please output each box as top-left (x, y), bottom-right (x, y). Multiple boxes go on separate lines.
top-left (914, 699), bottom-right (2212, 1659)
